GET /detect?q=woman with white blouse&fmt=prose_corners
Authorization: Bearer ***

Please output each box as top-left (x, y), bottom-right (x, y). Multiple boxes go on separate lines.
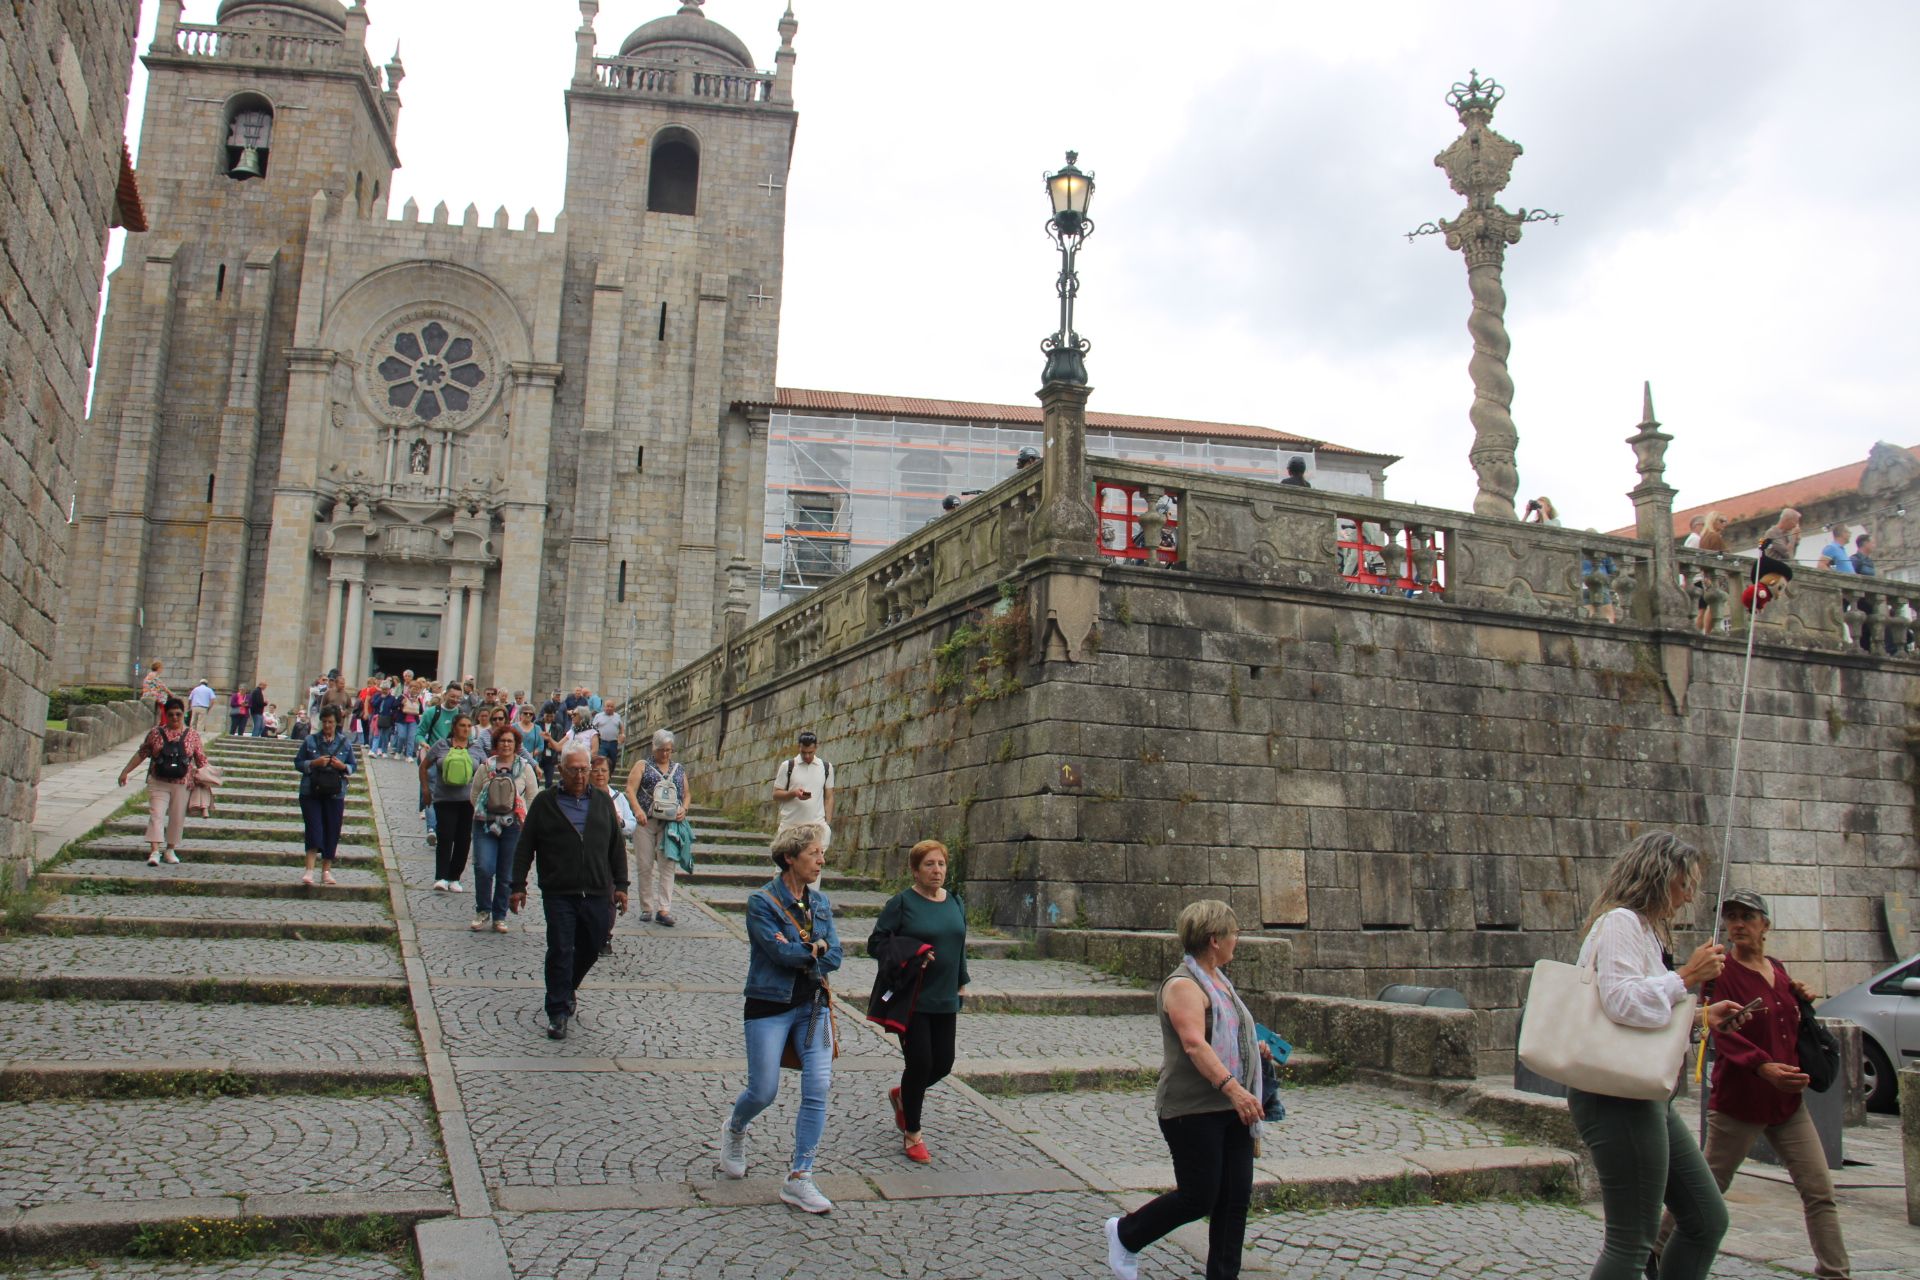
top-left (1570, 832), bottom-right (1751, 1280)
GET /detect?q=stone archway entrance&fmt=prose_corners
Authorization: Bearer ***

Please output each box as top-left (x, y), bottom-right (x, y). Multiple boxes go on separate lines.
top-left (371, 611), bottom-right (440, 681)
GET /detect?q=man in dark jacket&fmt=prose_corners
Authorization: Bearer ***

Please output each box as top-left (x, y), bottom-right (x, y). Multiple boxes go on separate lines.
top-left (510, 741), bottom-right (629, 1039)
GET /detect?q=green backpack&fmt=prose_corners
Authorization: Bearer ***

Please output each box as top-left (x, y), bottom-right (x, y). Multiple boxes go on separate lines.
top-left (440, 746), bottom-right (475, 788)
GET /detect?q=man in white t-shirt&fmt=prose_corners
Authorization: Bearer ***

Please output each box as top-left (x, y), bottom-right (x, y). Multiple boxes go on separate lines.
top-left (590, 706), bottom-right (623, 765)
top-left (771, 730), bottom-right (834, 851)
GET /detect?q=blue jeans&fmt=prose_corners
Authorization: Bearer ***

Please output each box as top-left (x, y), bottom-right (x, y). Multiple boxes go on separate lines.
top-left (470, 821), bottom-right (521, 922)
top-left (541, 892), bottom-right (613, 1020)
top-left (729, 999), bottom-right (834, 1174)
top-left (249, 712), bottom-right (265, 736)
top-left (369, 725), bottom-right (386, 754)
top-left (389, 721), bottom-right (417, 758)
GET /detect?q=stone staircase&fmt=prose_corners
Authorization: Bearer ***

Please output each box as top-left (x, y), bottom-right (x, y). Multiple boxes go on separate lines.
top-left (674, 811), bottom-right (1576, 1212)
top-left (0, 732), bottom-right (448, 1271)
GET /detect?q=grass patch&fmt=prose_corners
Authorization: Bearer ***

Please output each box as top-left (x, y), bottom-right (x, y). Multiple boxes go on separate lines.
top-left (44, 719), bottom-right (66, 733)
top-left (128, 1213), bottom-right (412, 1263)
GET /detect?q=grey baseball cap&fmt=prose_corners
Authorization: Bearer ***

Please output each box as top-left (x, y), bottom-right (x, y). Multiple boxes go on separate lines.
top-left (1721, 890), bottom-right (1770, 919)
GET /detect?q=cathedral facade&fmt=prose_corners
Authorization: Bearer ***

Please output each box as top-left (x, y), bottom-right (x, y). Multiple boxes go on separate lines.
top-left (63, 0), bottom-right (796, 702)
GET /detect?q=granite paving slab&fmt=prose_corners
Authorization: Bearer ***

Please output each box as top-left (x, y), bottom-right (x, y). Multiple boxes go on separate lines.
top-left (691, 884), bottom-right (891, 915)
top-left (0, 1096), bottom-right (444, 1207)
top-left (495, 1193), bottom-right (1134, 1279)
top-left (40, 893), bottom-right (392, 929)
top-left (995, 1082), bottom-right (1508, 1170)
top-left (75, 837), bottom-right (378, 864)
top-left (0, 936), bottom-right (402, 982)
top-left (927, 1012), bottom-right (1155, 1061)
top-left (464, 1067), bottom-right (1058, 1189)
top-left (403, 887), bottom-right (724, 935)
top-left (416, 928), bottom-right (748, 986)
top-left (0, 1256), bottom-right (414, 1279)
top-left (0, 999), bottom-right (420, 1064)
top-left (108, 816), bottom-right (373, 839)
top-left (51, 858), bottom-right (383, 890)
top-left (187, 801), bottom-right (373, 821)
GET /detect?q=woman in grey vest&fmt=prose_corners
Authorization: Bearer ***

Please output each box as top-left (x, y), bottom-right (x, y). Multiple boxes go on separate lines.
top-left (1103, 899), bottom-right (1264, 1280)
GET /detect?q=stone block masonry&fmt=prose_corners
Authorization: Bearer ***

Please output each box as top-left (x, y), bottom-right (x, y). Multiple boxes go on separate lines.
top-left (634, 463), bottom-right (1920, 1076)
top-left (0, 1), bottom-right (142, 886)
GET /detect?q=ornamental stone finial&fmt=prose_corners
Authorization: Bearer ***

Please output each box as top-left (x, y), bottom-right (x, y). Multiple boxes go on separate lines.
top-left (1408, 72), bottom-right (1562, 520)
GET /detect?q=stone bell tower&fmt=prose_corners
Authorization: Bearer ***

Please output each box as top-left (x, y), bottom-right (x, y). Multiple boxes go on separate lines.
top-left (62, 0), bottom-right (404, 688)
top-left (543, 1), bottom-right (799, 695)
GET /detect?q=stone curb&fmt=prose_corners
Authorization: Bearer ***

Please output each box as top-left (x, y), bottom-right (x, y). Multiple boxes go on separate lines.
top-left (1357, 1071), bottom-right (1586, 1153)
top-left (32, 914), bottom-right (396, 942)
top-left (68, 839), bottom-right (380, 866)
top-left (0, 972), bottom-right (407, 1005)
top-left (0, 1058), bottom-right (424, 1100)
top-left (35, 872), bottom-right (388, 903)
top-left (364, 759), bottom-right (495, 1223)
top-left (416, 1215), bottom-right (512, 1280)
top-left (0, 1190), bottom-right (452, 1259)
top-left (1098, 1145), bottom-right (1579, 1207)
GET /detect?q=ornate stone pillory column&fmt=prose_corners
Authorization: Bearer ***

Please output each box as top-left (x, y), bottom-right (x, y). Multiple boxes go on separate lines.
top-left (1409, 72), bottom-right (1560, 519)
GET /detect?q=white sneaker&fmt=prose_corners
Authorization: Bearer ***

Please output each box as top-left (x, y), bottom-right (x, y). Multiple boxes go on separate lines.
top-left (163, 849), bottom-right (180, 865)
top-left (1105, 1217), bottom-right (1139, 1280)
top-left (146, 852), bottom-right (161, 867)
top-left (448, 881), bottom-right (464, 893)
top-left (432, 879), bottom-right (448, 891)
top-left (719, 1121), bottom-right (748, 1179)
top-left (779, 1173), bottom-right (832, 1214)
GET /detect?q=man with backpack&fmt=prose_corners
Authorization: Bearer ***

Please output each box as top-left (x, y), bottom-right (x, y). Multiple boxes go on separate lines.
top-left (116, 696), bottom-right (207, 866)
top-left (771, 729), bottom-right (835, 851)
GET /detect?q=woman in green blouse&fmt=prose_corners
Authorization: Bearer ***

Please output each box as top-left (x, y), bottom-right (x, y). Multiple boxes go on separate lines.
top-left (870, 839), bottom-right (970, 1163)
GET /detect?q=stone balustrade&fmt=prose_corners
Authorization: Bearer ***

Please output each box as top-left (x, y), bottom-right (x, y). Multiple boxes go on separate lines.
top-left (589, 57), bottom-right (774, 104)
top-left (170, 23), bottom-right (382, 88)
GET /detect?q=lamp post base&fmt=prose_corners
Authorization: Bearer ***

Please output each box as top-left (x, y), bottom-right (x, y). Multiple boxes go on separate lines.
top-left (1040, 344), bottom-right (1087, 388)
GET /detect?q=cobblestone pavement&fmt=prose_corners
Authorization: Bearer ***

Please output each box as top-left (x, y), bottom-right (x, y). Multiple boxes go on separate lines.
top-left (53, 858), bottom-right (383, 889)
top-left (496, 1194), bottom-right (1133, 1279)
top-left (0, 1096), bottom-right (443, 1205)
top-left (434, 986), bottom-right (896, 1060)
top-left (0, 936), bottom-right (402, 980)
top-left (836, 955), bottom-right (1145, 993)
top-left (41, 893), bottom-right (392, 927)
top-left (996, 1083), bottom-right (1508, 1168)
top-left (931, 1011), bottom-right (1157, 1061)
top-left (1, 1255), bottom-right (413, 1279)
top-left (107, 816), bottom-right (374, 839)
top-left (416, 928), bottom-right (747, 985)
top-left (1241, 1202), bottom-right (1783, 1279)
top-left (0, 999), bottom-right (421, 1063)
top-left (465, 1067), bottom-right (1051, 1188)
top-left (692, 883), bottom-right (893, 912)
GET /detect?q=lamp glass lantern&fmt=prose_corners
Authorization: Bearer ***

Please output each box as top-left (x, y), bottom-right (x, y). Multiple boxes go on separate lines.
top-left (1046, 152), bottom-right (1094, 237)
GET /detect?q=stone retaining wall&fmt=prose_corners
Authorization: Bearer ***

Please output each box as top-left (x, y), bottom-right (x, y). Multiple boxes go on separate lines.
top-left (43, 701), bottom-right (151, 765)
top-left (0, 1), bottom-right (142, 888)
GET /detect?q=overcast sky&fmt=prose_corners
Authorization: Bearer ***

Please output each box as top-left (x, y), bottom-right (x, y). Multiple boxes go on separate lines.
top-left (117, 0), bottom-right (1920, 525)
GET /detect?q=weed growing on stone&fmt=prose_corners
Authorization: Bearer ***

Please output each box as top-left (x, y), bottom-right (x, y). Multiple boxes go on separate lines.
top-left (127, 1213), bottom-right (411, 1262)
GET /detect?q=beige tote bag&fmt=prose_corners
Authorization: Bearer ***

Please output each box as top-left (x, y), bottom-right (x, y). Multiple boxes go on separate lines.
top-left (1516, 957), bottom-right (1696, 1100)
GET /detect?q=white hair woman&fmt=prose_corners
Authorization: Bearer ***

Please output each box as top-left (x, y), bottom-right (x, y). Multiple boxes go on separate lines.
top-left (1569, 831), bottom-right (1752, 1280)
top-left (1105, 900), bottom-right (1265, 1280)
top-left (623, 728), bottom-right (688, 927)
top-left (718, 822), bottom-right (840, 1214)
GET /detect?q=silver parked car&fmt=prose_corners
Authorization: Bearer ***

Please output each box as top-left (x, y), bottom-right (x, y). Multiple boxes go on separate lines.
top-left (1817, 952), bottom-right (1920, 1112)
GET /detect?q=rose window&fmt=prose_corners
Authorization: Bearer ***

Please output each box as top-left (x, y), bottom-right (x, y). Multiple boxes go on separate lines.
top-left (376, 321), bottom-right (485, 423)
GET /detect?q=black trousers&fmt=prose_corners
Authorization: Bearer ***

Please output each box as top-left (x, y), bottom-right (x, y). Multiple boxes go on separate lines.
top-left (433, 800), bottom-right (474, 883)
top-left (542, 892), bottom-right (613, 1019)
top-left (1117, 1109), bottom-right (1255, 1280)
top-left (898, 1011), bottom-right (957, 1132)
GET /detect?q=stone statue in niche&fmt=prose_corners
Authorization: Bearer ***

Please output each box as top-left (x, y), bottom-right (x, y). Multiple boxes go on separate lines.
top-left (408, 437), bottom-right (431, 476)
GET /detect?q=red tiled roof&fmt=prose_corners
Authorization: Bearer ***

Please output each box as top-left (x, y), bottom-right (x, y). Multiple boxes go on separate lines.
top-left (111, 142), bottom-right (146, 232)
top-left (738, 387), bottom-right (1397, 461)
top-left (1608, 445), bottom-right (1920, 538)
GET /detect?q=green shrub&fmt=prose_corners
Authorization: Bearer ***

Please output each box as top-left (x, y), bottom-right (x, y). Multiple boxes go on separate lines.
top-left (47, 685), bottom-right (136, 721)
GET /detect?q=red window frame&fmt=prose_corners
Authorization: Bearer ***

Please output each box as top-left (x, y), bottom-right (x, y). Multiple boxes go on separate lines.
top-left (1339, 519), bottom-right (1446, 594)
top-left (1093, 481), bottom-right (1178, 564)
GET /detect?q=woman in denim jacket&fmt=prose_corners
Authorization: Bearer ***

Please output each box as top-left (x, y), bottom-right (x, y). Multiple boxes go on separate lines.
top-left (718, 822), bottom-right (842, 1214)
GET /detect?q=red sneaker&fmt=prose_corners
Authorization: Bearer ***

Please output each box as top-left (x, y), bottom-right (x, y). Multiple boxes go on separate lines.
top-left (904, 1138), bottom-right (931, 1164)
top-left (888, 1086), bottom-right (906, 1132)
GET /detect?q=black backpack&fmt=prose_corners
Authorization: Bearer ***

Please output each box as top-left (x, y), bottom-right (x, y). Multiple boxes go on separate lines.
top-left (153, 731), bottom-right (190, 782)
top-left (1795, 992), bottom-right (1842, 1093)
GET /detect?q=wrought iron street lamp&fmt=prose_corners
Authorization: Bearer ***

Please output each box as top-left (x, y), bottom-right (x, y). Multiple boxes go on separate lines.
top-left (1040, 151), bottom-right (1096, 386)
